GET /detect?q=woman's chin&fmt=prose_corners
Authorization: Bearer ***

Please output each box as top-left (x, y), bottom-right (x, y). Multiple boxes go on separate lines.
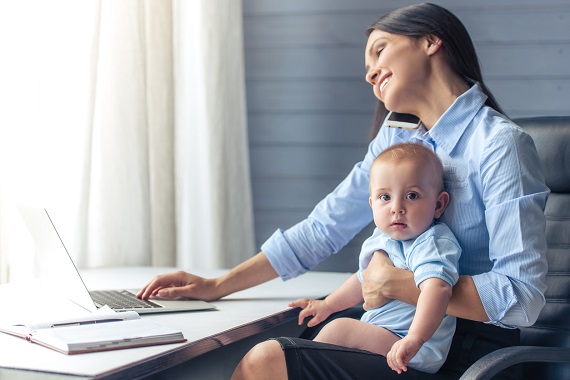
top-left (373, 89), bottom-right (383, 102)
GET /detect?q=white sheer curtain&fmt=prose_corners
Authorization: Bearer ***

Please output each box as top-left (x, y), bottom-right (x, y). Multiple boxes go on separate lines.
top-left (0, 0), bottom-right (255, 283)
top-left (173, 1), bottom-right (255, 269)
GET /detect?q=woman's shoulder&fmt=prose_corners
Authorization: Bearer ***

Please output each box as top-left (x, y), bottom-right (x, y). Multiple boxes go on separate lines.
top-left (472, 107), bottom-right (534, 151)
top-left (475, 108), bottom-right (527, 137)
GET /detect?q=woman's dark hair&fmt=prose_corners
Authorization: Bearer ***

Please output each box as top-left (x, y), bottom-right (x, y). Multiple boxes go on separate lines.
top-left (366, 3), bottom-right (505, 140)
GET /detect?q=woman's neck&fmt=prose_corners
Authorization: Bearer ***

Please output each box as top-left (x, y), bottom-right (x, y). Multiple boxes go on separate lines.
top-left (417, 64), bottom-right (470, 130)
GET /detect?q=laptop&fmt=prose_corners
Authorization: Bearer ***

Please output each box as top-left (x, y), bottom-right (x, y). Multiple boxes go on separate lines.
top-left (17, 205), bottom-right (216, 314)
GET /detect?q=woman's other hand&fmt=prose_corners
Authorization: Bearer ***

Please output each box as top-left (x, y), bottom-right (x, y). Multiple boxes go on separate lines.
top-left (361, 250), bottom-right (418, 310)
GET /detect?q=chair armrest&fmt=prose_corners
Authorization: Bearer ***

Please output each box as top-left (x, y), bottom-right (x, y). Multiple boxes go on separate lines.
top-left (460, 346), bottom-right (570, 380)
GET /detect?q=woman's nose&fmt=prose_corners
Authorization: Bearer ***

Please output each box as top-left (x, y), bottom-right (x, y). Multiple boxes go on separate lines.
top-left (366, 69), bottom-right (379, 85)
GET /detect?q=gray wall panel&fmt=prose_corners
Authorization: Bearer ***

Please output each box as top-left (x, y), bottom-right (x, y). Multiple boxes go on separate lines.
top-left (488, 79), bottom-right (570, 116)
top-left (246, 44), bottom-right (570, 79)
top-left (248, 113), bottom-right (372, 145)
top-left (243, 1), bottom-right (570, 14)
top-left (244, 8), bottom-right (570, 46)
top-left (243, 0), bottom-right (570, 273)
top-left (250, 146), bottom-right (366, 177)
top-left (246, 81), bottom-right (373, 112)
top-left (252, 178), bottom-right (342, 209)
top-left (247, 79), bottom-right (570, 117)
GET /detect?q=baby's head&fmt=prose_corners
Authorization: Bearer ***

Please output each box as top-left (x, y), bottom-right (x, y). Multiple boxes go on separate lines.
top-left (369, 143), bottom-right (449, 241)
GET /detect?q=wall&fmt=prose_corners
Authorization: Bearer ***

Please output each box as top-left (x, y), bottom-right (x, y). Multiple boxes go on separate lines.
top-left (243, 0), bottom-right (570, 272)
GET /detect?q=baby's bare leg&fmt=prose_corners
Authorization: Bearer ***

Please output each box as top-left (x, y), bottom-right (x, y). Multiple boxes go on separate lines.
top-left (314, 317), bottom-right (400, 356)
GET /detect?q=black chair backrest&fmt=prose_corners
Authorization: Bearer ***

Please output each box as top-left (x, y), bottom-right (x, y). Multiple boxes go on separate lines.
top-left (515, 117), bottom-right (570, 379)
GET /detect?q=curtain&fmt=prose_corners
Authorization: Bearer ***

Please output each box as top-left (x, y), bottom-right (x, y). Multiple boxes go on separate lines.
top-left (80, 0), bottom-right (177, 268)
top-left (173, 1), bottom-right (255, 269)
top-left (0, 0), bottom-right (255, 283)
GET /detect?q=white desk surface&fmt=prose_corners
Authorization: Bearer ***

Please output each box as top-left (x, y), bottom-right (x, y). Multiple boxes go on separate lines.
top-left (0, 267), bottom-right (351, 379)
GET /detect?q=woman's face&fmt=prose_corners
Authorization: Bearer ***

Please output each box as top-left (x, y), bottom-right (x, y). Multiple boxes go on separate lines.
top-left (364, 29), bottom-right (430, 113)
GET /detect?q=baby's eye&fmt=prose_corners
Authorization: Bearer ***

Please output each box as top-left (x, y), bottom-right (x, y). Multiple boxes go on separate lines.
top-left (406, 192), bottom-right (419, 200)
top-left (380, 194), bottom-right (391, 202)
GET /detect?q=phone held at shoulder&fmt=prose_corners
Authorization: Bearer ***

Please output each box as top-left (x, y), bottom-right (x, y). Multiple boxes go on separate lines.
top-left (384, 111), bottom-right (421, 130)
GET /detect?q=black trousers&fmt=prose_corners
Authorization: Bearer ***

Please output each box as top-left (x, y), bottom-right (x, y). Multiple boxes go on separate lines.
top-left (272, 309), bottom-right (521, 380)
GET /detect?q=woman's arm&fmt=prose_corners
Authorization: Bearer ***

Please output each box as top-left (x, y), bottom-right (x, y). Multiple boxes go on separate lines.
top-left (473, 127), bottom-right (548, 326)
top-left (138, 251), bottom-right (278, 301)
top-left (447, 275), bottom-right (487, 321)
top-left (361, 251), bottom-right (489, 321)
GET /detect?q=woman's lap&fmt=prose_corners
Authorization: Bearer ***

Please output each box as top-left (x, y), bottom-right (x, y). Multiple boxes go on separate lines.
top-left (274, 311), bottom-right (522, 380)
top-left (274, 336), bottom-right (448, 380)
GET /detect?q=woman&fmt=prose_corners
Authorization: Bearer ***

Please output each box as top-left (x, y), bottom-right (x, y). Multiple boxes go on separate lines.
top-left (229, 3), bottom-right (549, 379)
top-left (139, 3), bottom-right (549, 379)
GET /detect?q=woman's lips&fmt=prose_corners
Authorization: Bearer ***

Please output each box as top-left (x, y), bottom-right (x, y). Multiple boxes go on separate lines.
top-left (379, 74), bottom-right (392, 93)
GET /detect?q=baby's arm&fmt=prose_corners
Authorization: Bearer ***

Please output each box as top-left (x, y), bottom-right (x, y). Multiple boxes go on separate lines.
top-left (387, 278), bottom-right (452, 374)
top-left (289, 273), bottom-right (363, 327)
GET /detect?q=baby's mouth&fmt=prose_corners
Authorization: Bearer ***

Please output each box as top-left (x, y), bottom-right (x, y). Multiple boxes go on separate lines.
top-left (391, 220), bottom-right (406, 229)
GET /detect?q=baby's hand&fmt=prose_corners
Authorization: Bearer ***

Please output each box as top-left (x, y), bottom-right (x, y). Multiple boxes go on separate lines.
top-left (386, 336), bottom-right (423, 374)
top-left (289, 298), bottom-right (334, 327)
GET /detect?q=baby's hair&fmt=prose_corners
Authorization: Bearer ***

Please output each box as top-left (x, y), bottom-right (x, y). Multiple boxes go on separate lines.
top-left (372, 142), bottom-right (445, 192)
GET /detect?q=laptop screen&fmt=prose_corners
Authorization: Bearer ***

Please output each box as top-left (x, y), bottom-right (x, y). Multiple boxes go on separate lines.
top-left (17, 205), bottom-right (97, 313)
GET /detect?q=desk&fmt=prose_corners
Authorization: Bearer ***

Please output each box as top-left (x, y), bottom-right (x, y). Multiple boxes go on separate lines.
top-left (0, 267), bottom-right (351, 379)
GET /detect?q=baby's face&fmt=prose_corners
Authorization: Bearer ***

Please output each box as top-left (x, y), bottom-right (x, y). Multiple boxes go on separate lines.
top-left (369, 159), bottom-right (444, 241)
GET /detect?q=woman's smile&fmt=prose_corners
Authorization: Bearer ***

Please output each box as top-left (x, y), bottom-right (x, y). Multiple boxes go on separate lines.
top-left (379, 74), bottom-right (392, 95)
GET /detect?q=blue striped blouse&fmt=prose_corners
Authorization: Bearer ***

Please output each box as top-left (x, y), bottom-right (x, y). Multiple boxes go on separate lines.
top-left (261, 83), bottom-right (549, 328)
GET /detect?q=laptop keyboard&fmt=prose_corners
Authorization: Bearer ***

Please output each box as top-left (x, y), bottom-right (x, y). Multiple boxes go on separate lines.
top-left (90, 290), bottom-right (162, 309)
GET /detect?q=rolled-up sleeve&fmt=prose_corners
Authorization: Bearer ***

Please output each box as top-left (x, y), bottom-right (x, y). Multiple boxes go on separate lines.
top-left (475, 127), bottom-right (549, 327)
top-left (262, 140), bottom-right (383, 280)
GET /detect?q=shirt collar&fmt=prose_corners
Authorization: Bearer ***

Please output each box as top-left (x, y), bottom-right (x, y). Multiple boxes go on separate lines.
top-left (424, 83), bottom-right (488, 155)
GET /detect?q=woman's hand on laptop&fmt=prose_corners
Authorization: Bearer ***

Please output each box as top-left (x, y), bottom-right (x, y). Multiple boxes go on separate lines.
top-left (137, 271), bottom-right (220, 301)
top-left (138, 252), bottom-right (280, 302)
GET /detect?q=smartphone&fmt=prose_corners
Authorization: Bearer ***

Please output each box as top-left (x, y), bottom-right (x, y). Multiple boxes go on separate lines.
top-left (384, 111), bottom-right (421, 130)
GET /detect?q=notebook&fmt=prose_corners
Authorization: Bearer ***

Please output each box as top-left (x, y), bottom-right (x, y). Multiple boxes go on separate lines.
top-left (17, 205), bottom-right (216, 314)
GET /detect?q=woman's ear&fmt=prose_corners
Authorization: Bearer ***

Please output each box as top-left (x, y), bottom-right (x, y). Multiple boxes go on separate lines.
top-left (434, 191), bottom-right (450, 219)
top-left (425, 35), bottom-right (442, 56)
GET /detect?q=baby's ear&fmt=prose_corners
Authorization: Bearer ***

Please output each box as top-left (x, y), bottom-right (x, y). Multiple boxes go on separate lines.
top-left (434, 191), bottom-right (450, 219)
